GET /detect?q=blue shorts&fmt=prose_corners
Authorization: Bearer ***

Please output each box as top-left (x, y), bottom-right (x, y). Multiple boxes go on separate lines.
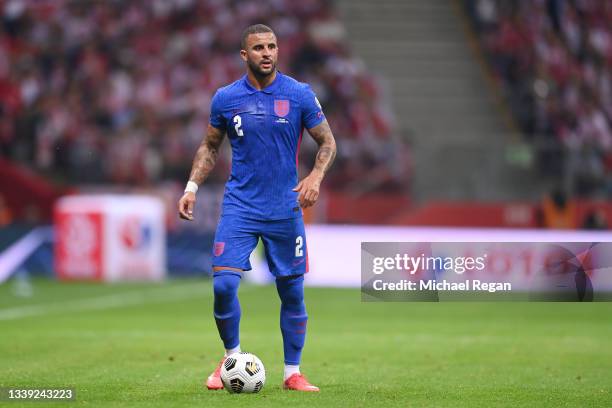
top-left (212, 215), bottom-right (308, 277)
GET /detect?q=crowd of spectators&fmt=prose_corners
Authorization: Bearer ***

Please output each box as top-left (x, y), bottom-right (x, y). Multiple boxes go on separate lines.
top-left (0, 0), bottom-right (409, 193)
top-left (466, 0), bottom-right (612, 197)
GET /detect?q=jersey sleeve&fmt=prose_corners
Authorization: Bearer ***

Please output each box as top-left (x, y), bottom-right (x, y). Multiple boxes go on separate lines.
top-left (209, 90), bottom-right (227, 130)
top-left (300, 85), bottom-right (325, 130)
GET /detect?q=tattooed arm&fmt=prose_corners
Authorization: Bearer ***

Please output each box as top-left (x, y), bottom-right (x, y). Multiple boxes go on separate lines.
top-left (178, 124), bottom-right (226, 220)
top-left (293, 119), bottom-right (337, 208)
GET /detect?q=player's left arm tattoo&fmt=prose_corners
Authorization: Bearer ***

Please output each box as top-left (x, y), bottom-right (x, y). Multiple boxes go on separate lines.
top-left (294, 119), bottom-right (336, 208)
top-left (307, 119), bottom-right (337, 179)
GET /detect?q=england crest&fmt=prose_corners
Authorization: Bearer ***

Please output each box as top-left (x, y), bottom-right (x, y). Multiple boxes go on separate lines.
top-left (274, 100), bottom-right (290, 117)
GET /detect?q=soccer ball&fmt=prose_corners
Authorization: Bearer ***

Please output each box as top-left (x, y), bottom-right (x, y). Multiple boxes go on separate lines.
top-left (220, 352), bottom-right (266, 393)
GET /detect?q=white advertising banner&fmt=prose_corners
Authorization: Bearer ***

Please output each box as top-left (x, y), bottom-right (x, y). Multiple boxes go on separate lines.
top-left (298, 225), bottom-right (612, 292)
top-left (55, 195), bottom-right (166, 282)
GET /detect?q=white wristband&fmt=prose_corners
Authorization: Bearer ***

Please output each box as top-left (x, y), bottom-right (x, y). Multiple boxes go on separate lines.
top-left (184, 181), bottom-right (198, 194)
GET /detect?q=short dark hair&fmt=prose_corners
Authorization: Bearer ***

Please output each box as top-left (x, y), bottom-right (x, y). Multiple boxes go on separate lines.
top-left (241, 24), bottom-right (275, 50)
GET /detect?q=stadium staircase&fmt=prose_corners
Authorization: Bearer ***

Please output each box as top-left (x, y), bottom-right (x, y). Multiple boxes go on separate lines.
top-left (335, 0), bottom-right (547, 201)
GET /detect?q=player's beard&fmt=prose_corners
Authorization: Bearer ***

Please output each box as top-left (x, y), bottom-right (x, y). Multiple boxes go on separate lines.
top-left (248, 58), bottom-right (276, 79)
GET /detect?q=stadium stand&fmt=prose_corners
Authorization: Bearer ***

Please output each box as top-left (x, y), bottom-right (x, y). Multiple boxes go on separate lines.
top-left (335, 0), bottom-right (546, 201)
top-left (465, 0), bottom-right (612, 198)
top-left (0, 0), bottom-right (408, 194)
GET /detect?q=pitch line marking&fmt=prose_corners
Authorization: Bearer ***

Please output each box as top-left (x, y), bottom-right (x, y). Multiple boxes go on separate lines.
top-left (0, 282), bottom-right (225, 321)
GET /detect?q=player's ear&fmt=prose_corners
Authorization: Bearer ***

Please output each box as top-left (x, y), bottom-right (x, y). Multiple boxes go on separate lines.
top-left (240, 49), bottom-right (247, 62)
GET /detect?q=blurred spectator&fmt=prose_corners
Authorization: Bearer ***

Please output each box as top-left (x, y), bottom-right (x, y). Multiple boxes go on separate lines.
top-left (539, 188), bottom-right (577, 229)
top-left (581, 208), bottom-right (608, 230)
top-left (0, 0), bottom-right (410, 194)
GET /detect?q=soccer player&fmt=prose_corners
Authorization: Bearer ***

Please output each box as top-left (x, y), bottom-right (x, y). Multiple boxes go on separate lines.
top-left (178, 24), bottom-right (337, 392)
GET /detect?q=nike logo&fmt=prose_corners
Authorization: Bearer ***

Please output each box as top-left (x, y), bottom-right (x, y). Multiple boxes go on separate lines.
top-left (292, 258), bottom-right (305, 267)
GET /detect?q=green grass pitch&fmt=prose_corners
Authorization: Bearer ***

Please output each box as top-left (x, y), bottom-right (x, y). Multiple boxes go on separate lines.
top-left (1, 279), bottom-right (611, 407)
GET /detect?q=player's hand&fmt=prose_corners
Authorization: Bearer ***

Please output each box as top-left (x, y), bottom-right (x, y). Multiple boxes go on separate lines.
top-left (293, 172), bottom-right (322, 208)
top-left (178, 192), bottom-right (196, 221)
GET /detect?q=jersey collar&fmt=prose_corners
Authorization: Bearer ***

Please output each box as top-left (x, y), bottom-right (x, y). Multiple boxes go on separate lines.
top-left (242, 71), bottom-right (282, 95)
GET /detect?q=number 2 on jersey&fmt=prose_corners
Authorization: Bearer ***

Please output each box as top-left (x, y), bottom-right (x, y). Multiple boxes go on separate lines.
top-left (233, 115), bottom-right (244, 137)
top-left (295, 236), bottom-right (304, 257)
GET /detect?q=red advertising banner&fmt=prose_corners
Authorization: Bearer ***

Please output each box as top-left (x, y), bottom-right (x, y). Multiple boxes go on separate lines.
top-left (55, 211), bottom-right (103, 281)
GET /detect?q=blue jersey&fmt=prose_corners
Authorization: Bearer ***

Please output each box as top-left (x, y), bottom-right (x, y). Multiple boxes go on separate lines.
top-left (209, 71), bottom-right (325, 220)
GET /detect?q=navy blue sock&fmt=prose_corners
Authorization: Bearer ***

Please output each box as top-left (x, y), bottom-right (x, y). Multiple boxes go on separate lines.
top-left (276, 275), bottom-right (307, 365)
top-left (213, 271), bottom-right (241, 349)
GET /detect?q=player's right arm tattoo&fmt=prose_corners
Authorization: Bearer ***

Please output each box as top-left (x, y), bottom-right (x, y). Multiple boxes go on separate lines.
top-left (308, 119), bottom-right (337, 178)
top-left (188, 124), bottom-right (226, 185)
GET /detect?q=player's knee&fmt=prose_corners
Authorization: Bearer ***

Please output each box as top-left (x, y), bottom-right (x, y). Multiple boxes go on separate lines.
top-left (213, 273), bottom-right (241, 298)
top-left (276, 275), bottom-right (304, 306)
top-left (282, 289), bottom-right (304, 307)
